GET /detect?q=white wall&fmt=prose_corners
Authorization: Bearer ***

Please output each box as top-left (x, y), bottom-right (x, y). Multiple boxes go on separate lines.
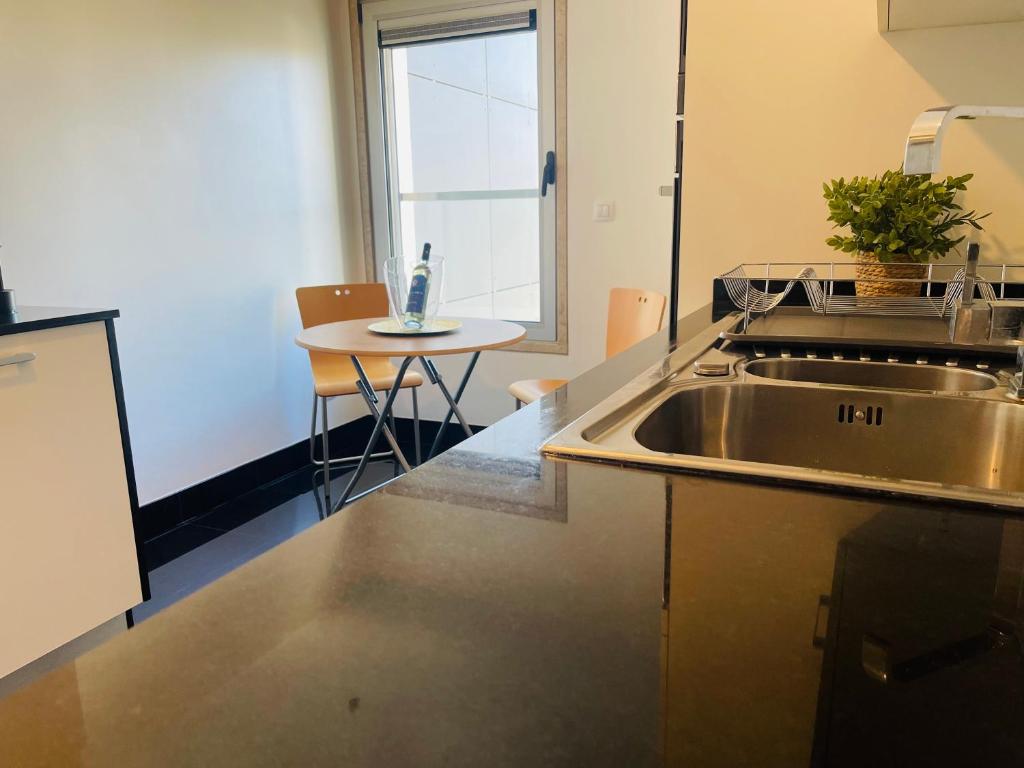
top-left (679, 2), bottom-right (1024, 314)
top-left (0, 0), bottom-right (681, 501)
top-left (408, 0), bottom-right (682, 425)
top-left (0, 0), bottom-right (365, 503)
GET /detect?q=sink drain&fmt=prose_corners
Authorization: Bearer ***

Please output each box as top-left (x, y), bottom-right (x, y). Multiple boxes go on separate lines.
top-left (838, 403), bottom-right (884, 426)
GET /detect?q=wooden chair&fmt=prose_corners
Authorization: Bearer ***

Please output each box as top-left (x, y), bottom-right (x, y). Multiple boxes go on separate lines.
top-left (296, 283), bottom-right (424, 470)
top-left (508, 287), bottom-right (666, 408)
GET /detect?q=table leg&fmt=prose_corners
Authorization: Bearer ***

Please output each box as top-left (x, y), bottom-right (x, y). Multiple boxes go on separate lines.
top-left (354, 381), bottom-right (411, 473)
top-left (412, 386), bottom-right (422, 466)
top-left (335, 356), bottom-right (414, 512)
top-left (423, 351), bottom-right (480, 460)
top-left (351, 358), bottom-right (411, 474)
top-left (312, 469), bottom-right (327, 521)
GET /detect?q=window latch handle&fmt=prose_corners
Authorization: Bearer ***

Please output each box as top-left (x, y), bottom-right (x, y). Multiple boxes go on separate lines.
top-left (540, 150), bottom-right (556, 197)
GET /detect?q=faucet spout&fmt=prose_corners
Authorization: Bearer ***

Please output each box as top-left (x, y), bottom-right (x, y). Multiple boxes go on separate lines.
top-left (903, 105), bottom-right (1024, 176)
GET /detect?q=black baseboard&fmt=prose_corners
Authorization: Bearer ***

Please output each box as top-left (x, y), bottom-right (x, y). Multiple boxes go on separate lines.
top-left (138, 416), bottom-right (482, 544)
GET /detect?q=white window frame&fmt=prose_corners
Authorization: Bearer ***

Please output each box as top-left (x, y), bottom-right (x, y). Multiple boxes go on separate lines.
top-left (359, 0), bottom-right (566, 351)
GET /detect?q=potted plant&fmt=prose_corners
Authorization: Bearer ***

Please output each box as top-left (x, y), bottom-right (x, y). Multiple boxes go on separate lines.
top-left (823, 168), bottom-right (989, 296)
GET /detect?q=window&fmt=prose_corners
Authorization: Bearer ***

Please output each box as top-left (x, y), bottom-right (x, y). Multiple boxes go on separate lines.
top-left (361, 0), bottom-right (564, 348)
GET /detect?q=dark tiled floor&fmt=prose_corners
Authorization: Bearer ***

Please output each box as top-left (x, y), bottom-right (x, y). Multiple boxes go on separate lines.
top-left (134, 460), bottom-right (399, 623)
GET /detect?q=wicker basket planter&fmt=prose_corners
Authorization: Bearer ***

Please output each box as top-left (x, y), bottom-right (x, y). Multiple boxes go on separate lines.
top-left (854, 252), bottom-right (926, 297)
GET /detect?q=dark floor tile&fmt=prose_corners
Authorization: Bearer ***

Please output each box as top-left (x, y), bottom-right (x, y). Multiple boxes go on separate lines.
top-left (142, 523), bottom-right (223, 571)
top-left (135, 495), bottom-right (185, 541)
top-left (135, 461), bottom-right (404, 623)
top-left (196, 468), bottom-right (320, 532)
top-left (224, 495), bottom-right (323, 548)
top-left (197, 459), bottom-right (399, 532)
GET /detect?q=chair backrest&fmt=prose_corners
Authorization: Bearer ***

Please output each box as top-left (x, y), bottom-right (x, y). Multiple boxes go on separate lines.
top-left (295, 284), bottom-right (392, 394)
top-left (295, 283), bottom-right (389, 329)
top-left (605, 287), bottom-right (667, 359)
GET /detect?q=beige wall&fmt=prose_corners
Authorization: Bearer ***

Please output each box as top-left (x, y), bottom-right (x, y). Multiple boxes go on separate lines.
top-left (679, 2), bottom-right (1024, 314)
top-left (0, 0), bottom-right (366, 502)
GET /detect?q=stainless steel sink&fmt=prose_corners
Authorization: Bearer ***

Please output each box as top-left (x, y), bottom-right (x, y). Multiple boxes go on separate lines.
top-left (633, 383), bottom-right (1023, 496)
top-left (544, 315), bottom-right (1024, 510)
top-left (741, 357), bottom-right (998, 392)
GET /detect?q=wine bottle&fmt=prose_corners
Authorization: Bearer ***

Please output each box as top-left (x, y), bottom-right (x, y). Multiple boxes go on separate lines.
top-left (404, 242), bottom-right (432, 329)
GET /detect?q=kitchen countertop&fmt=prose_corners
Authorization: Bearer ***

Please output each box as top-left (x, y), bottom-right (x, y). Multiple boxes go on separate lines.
top-left (0, 305), bottom-right (119, 337)
top-left (2, 306), bottom-right (1021, 767)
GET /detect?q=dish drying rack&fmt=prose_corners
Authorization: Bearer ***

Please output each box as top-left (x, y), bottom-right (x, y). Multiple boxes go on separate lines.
top-left (710, 260), bottom-right (1024, 354)
top-left (717, 261), bottom-right (1024, 326)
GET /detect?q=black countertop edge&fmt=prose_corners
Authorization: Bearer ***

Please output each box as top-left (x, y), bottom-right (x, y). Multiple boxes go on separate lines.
top-left (0, 306), bottom-right (120, 337)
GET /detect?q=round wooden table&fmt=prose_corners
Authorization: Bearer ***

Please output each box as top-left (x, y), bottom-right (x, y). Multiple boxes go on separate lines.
top-left (295, 317), bottom-right (525, 357)
top-left (295, 316), bottom-right (526, 510)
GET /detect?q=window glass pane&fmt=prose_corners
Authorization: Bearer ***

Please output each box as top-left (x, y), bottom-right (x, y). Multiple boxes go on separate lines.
top-left (387, 29), bottom-right (542, 324)
top-left (398, 199), bottom-right (494, 318)
top-left (490, 198), bottom-right (539, 288)
top-left (485, 33), bottom-right (538, 108)
top-left (488, 98), bottom-right (538, 189)
top-left (394, 50), bottom-right (489, 193)
top-left (405, 38), bottom-right (486, 94)
top-left (493, 282), bottom-right (541, 322)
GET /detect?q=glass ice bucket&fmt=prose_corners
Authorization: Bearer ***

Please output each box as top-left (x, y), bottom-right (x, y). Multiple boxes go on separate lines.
top-left (384, 254), bottom-right (446, 329)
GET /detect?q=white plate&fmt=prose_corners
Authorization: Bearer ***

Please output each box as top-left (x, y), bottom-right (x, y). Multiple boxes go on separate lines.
top-left (367, 318), bottom-right (463, 336)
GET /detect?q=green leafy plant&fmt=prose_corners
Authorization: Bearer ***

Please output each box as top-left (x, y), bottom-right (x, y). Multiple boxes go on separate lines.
top-left (823, 168), bottom-right (989, 263)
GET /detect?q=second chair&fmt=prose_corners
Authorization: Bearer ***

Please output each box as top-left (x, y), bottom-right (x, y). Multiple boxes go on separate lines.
top-left (508, 287), bottom-right (666, 408)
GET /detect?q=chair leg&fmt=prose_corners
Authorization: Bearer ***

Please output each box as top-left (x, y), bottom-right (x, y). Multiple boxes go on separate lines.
top-left (412, 387), bottom-right (422, 466)
top-left (321, 395), bottom-right (332, 508)
top-left (514, 397), bottom-right (522, 411)
top-left (310, 391), bottom-right (317, 460)
top-left (311, 389), bottom-right (393, 468)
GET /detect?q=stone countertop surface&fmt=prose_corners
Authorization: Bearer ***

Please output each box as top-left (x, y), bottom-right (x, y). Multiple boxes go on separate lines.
top-left (2, 306), bottom-right (1021, 767)
top-left (0, 305), bottom-right (119, 337)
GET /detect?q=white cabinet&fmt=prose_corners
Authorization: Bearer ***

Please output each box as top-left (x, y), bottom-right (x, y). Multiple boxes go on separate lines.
top-left (0, 320), bottom-right (143, 678)
top-left (878, 0), bottom-right (1024, 32)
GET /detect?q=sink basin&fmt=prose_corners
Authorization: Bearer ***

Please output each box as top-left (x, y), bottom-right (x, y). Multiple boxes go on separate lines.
top-left (544, 316), bottom-right (1024, 510)
top-left (632, 383), bottom-right (1024, 496)
top-left (741, 358), bottom-right (998, 392)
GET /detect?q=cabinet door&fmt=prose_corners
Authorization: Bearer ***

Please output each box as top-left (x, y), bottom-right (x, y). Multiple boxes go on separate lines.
top-left (813, 512), bottom-right (1024, 766)
top-left (663, 477), bottom-right (876, 768)
top-left (0, 322), bottom-right (141, 678)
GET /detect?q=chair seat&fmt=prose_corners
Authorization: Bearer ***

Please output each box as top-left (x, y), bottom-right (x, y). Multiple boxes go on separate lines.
top-left (311, 352), bottom-right (423, 397)
top-left (508, 378), bottom-right (568, 405)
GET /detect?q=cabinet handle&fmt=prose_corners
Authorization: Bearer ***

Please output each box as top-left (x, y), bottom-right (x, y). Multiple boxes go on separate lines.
top-left (0, 352), bottom-right (36, 368)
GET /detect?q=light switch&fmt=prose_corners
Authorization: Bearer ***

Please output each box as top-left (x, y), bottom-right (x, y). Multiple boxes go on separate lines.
top-left (593, 201), bottom-right (615, 222)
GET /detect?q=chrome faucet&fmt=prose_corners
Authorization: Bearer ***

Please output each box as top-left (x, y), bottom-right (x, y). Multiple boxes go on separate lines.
top-left (902, 106), bottom-right (1024, 384)
top-left (903, 105), bottom-right (1024, 176)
